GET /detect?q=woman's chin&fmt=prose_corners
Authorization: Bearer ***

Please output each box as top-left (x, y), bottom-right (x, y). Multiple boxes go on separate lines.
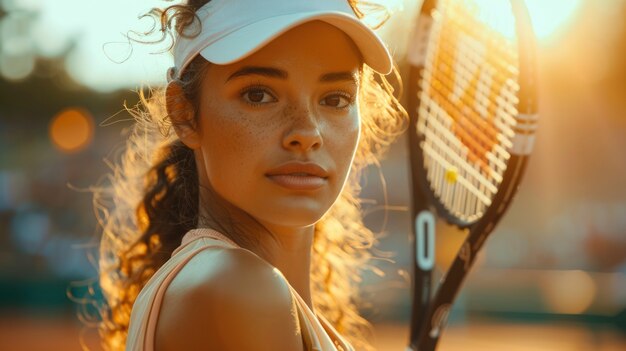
top-left (254, 203), bottom-right (330, 228)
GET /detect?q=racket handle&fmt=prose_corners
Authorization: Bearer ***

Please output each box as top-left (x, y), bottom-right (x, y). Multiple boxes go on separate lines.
top-left (416, 155), bottom-right (530, 350)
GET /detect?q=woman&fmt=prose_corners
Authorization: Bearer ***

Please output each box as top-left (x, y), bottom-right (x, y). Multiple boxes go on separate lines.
top-left (93, 0), bottom-right (406, 350)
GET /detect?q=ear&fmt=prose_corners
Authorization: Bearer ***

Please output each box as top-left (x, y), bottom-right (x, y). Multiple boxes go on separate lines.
top-left (166, 82), bottom-right (201, 149)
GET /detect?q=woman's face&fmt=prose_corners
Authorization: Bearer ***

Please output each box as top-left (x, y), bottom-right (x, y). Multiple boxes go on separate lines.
top-left (190, 21), bottom-right (362, 232)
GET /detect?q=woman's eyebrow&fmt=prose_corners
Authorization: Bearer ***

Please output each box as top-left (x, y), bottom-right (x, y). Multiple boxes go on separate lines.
top-left (225, 66), bottom-right (359, 85)
top-left (226, 66), bottom-right (288, 81)
top-left (319, 71), bottom-right (359, 85)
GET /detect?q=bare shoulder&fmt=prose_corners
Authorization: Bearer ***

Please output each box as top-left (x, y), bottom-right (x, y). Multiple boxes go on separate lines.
top-left (155, 245), bottom-right (304, 351)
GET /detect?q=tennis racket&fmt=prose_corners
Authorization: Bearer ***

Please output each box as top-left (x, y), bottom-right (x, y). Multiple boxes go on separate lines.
top-left (404, 0), bottom-right (538, 350)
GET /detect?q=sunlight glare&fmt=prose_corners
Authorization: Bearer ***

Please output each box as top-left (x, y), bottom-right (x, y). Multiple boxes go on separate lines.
top-left (525, 0), bottom-right (583, 42)
top-left (14, 0), bottom-right (173, 92)
top-left (469, 0), bottom-right (582, 42)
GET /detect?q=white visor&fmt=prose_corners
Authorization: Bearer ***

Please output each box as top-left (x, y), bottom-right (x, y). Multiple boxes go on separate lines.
top-left (169, 0), bottom-right (392, 81)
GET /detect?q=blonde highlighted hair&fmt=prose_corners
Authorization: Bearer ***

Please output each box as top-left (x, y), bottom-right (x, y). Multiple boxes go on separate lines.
top-left (87, 1), bottom-right (407, 350)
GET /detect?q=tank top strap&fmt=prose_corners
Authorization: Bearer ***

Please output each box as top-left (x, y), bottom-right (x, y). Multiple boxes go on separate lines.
top-left (295, 298), bottom-right (317, 350)
top-left (171, 228), bottom-right (240, 257)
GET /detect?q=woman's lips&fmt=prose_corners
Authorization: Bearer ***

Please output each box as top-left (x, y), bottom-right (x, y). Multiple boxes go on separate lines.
top-left (265, 162), bottom-right (329, 190)
top-left (266, 174), bottom-right (327, 190)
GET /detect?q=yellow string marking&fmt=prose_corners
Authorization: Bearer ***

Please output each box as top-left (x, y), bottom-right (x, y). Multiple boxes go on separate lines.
top-left (445, 166), bottom-right (458, 183)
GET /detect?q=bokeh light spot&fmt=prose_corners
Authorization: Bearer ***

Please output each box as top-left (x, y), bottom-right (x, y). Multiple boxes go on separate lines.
top-left (0, 53), bottom-right (35, 81)
top-left (49, 107), bottom-right (95, 153)
top-left (541, 270), bottom-right (597, 314)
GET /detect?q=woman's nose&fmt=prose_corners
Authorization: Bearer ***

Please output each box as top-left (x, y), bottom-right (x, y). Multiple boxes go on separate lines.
top-left (282, 106), bottom-right (323, 152)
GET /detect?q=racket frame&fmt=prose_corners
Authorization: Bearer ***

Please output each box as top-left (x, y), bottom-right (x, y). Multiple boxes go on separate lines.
top-left (406, 0), bottom-right (538, 349)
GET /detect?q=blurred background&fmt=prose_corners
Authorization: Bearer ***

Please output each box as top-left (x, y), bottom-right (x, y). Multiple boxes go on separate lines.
top-left (0, 0), bottom-right (625, 350)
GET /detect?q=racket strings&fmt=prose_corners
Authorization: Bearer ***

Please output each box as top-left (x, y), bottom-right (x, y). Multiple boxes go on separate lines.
top-left (431, 0), bottom-right (519, 161)
top-left (417, 0), bottom-right (520, 222)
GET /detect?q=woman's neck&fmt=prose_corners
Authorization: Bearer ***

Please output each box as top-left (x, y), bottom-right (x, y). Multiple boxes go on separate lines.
top-left (257, 224), bottom-right (314, 309)
top-left (197, 202), bottom-right (315, 309)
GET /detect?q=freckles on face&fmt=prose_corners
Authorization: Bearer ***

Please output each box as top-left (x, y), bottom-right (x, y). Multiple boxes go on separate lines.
top-left (199, 96), bottom-right (266, 190)
top-left (194, 21), bottom-right (363, 228)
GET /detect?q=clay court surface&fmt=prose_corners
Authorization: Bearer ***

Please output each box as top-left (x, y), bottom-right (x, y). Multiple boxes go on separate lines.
top-left (1, 314), bottom-right (625, 351)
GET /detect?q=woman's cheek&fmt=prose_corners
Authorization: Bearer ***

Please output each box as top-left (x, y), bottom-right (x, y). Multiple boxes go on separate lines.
top-left (331, 113), bottom-right (361, 181)
top-left (343, 110), bottom-right (361, 154)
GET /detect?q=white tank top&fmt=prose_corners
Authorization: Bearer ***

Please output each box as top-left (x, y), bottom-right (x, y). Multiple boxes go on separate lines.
top-left (125, 228), bottom-right (355, 351)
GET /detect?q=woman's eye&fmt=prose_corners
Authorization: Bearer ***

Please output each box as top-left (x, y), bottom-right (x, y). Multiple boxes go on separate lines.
top-left (241, 88), bottom-right (276, 105)
top-left (320, 93), bottom-right (352, 109)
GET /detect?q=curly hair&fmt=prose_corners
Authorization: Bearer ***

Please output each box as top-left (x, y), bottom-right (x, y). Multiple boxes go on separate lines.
top-left (87, 1), bottom-right (407, 350)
